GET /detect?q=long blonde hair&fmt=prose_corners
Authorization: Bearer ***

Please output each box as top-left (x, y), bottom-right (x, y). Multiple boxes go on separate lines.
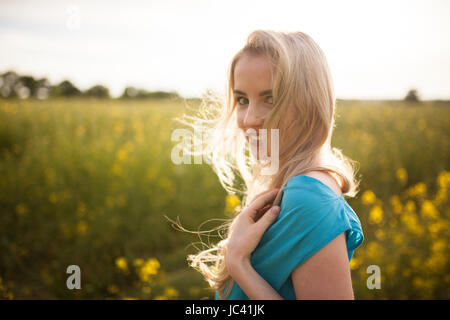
top-left (171, 29), bottom-right (360, 299)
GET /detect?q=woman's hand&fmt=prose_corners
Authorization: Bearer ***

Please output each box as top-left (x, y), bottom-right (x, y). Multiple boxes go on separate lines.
top-left (225, 189), bottom-right (281, 274)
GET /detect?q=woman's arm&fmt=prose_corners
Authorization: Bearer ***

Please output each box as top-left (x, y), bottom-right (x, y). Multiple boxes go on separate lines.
top-left (225, 188), bottom-right (284, 299)
top-left (291, 232), bottom-right (355, 299)
top-left (230, 232), bottom-right (354, 300)
top-left (228, 258), bottom-right (284, 300)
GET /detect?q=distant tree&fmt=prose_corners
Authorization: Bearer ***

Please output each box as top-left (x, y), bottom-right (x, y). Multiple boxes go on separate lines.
top-left (35, 78), bottom-right (51, 99)
top-left (84, 84), bottom-right (110, 98)
top-left (0, 70), bottom-right (184, 101)
top-left (51, 80), bottom-right (82, 97)
top-left (145, 90), bottom-right (180, 99)
top-left (404, 88), bottom-right (420, 102)
top-left (121, 86), bottom-right (139, 98)
top-left (0, 71), bottom-right (52, 99)
top-left (0, 71), bottom-right (19, 98)
top-left (120, 87), bottom-right (180, 100)
top-left (18, 75), bottom-right (38, 97)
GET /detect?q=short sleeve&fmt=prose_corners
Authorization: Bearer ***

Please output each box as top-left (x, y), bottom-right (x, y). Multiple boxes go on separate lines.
top-left (248, 177), bottom-right (364, 293)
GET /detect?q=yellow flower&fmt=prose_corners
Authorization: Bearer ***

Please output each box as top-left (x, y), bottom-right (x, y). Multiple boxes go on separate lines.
top-left (49, 192), bottom-right (58, 204)
top-left (107, 285), bottom-right (119, 294)
top-left (116, 142), bottom-right (133, 162)
top-left (133, 258), bottom-right (144, 267)
top-left (366, 242), bottom-right (383, 260)
top-left (375, 229), bottom-right (385, 240)
top-left (413, 277), bottom-right (433, 290)
top-left (401, 212), bottom-right (424, 236)
top-left (225, 194), bottom-right (241, 215)
top-left (424, 254), bottom-right (446, 273)
top-left (349, 257), bottom-right (361, 270)
top-left (15, 204), bottom-right (28, 216)
top-left (76, 220), bottom-right (88, 235)
top-left (115, 257), bottom-right (128, 273)
top-left (431, 239), bottom-right (447, 253)
top-left (369, 205), bottom-right (383, 224)
top-left (393, 234), bottom-right (404, 245)
top-left (396, 168), bottom-right (408, 184)
top-left (405, 200), bottom-right (416, 213)
top-left (137, 258), bottom-right (160, 282)
top-left (437, 170), bottom-right (450, 189)
top-left (433, 187), bottom-right (447, 206)
top-left (389, 195), bottom-right (403, 214)
top-left (164, 287), bottom-right (179, 298)
top-left (407, 182), bottom-right (427, 198)
top-left (362, 190), bottom-right (376, 205)
top-left (3, 292), bottom-right (14, 300)
top-left (428, 221), bottom-right (446, 236)
top-left (421, 200), bottom-right (438, 219)
top-left (77, 202), bottom-right (87, 217)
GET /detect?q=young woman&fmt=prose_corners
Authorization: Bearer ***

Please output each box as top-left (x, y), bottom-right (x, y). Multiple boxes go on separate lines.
top-left (177, 30), bottom-right (364, 300)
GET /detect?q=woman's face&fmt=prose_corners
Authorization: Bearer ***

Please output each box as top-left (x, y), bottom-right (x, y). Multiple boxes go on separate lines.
top-left (234, 53), bottom-right (275, 159)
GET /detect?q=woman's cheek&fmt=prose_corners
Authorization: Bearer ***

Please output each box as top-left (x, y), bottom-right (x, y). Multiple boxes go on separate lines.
top-left (236, 109), bottom-right (245, 129)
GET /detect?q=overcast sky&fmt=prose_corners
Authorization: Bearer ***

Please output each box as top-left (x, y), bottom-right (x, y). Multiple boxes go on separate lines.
top-left (0, 0), bottom-right (449, 99)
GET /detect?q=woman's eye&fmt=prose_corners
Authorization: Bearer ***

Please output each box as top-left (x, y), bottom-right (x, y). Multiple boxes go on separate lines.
top-left (237, 97), bottom-right (248, 106)
top-left (236, 96), bottom-right (273, 106)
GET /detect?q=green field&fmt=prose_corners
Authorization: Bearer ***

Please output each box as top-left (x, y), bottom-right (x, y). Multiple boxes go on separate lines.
top-left (0, 98), bottom-right (449, 299)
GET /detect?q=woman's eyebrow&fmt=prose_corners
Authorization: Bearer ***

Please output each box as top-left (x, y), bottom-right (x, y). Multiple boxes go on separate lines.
top-left (233, 89), bottom-right (272, 96)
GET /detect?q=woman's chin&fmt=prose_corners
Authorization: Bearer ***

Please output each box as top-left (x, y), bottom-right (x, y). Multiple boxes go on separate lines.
top-left (249, 144), bottom-right (271, 161)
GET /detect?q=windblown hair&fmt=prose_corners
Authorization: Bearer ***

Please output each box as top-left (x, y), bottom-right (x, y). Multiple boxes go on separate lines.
top-left (173, 29), bottom-right (361, 299)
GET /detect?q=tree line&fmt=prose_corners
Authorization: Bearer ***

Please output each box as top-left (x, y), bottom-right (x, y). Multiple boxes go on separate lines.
top-left (0, 71), bottom-right (181, 100)
top-left (1, 70), bottom-right (429, 103)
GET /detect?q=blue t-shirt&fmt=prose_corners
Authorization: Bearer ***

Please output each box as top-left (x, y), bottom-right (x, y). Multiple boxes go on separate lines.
top-left (214, 174), bottom-right (364, 300)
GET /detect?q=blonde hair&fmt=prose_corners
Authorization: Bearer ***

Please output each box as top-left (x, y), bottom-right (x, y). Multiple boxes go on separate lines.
top-left (171, 29), bottom-right (361, 299)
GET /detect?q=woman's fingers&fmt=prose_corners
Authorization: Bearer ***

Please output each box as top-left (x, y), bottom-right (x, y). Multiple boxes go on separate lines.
top-left (254, 203), bottom-right (272, 222)
top-left (246, 189), bottom-right (279, 220)
top-left (254, 205), bottom-right (281, 234)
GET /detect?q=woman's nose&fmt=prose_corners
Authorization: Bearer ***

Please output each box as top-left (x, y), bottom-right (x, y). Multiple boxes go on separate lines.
top-left (243, 106), bottom-right (264, 128)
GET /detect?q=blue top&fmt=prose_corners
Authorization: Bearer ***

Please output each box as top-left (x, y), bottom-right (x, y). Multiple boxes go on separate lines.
top-left (214, 174), bottom-right (364, 300)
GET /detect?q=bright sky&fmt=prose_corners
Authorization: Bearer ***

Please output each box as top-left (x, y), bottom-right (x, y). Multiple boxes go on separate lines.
top-left (0, 0), bottom-right (449, 99)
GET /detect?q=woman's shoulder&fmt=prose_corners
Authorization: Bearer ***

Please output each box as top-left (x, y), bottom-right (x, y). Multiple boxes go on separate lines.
top-left (283, 171), bottom-right (343, 202)
top-left (300, 171), bottom-right (343, 197)
top-left (279, 171), bottom-right (363, 236)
